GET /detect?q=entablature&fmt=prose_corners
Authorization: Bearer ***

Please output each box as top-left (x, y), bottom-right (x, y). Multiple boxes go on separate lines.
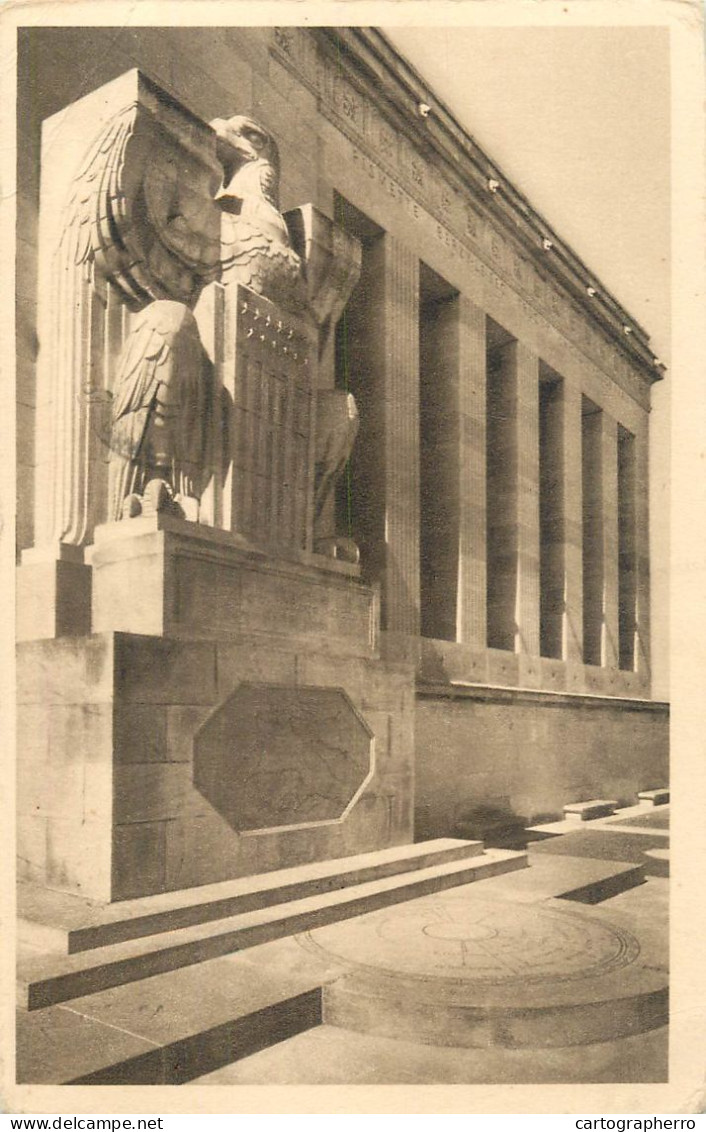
top-left (270, 25), bottom-right (664, 399)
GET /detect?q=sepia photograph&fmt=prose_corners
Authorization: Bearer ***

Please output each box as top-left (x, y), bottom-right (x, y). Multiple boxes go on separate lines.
top-left (5, 0), bottom-right (704, 1115)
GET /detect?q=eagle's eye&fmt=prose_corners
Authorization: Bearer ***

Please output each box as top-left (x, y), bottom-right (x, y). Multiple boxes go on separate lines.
top-left (242, 126), bottom-right (266, 150)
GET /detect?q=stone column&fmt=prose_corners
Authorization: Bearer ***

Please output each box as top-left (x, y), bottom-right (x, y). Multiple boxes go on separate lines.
top-left (601, 412), bottom-right (620, 668)
top-left (562, 383), bottom-right (584, 664)
top-left (457, 297), bottom-right (487, 650)
top-left (380, 237), bottom-right (421, 649)
top-left (486, 339), bottom-right (539, 656)
top-left (339, 231), bottom-right (419, 656)
top-left (515, 342), bottom-right (541, 656)
top-left (634, 425), bottom-right (651, 689)
top-left (581, 400), bottom-right (603, 666)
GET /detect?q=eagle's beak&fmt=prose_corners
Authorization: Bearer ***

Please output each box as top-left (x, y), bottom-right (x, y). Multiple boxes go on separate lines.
top-left (214, 175), bottom-right (244, 214)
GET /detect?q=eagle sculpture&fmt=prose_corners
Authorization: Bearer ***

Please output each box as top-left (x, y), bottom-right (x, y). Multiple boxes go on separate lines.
top-left (107, 110), bottom-right (361, 535)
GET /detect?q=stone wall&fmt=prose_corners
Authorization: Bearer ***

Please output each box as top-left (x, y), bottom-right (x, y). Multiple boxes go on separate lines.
top-left (414, 687), bottom-right (669, 838)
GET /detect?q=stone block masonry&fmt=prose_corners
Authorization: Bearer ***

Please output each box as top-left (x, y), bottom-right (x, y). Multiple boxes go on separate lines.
top-left (18, 632), bottom-right (414, 902)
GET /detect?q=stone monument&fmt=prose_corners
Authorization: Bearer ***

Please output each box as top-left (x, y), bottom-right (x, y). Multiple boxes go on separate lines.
top-left (17, 70), bottom-right (415, 902)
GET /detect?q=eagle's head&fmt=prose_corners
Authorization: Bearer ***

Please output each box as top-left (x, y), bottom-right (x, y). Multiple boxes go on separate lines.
top-left (211, 115), bottom-right (280, 208)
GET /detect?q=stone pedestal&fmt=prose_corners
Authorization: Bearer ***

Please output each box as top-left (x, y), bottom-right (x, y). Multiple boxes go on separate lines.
top-left (16, 67), bottom-right (403, 908)
top-left (18, 522), bottom-right (413, 902)
top-left (90, 515), bottom-right (377, 656)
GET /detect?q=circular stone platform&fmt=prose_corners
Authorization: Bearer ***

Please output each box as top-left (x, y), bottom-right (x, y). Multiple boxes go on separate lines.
top-left (299, 890), bottom-right (667, 1049)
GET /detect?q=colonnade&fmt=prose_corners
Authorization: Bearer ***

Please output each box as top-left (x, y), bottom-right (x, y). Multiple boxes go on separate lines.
top-left (336, 225), bottom-right (650, 688)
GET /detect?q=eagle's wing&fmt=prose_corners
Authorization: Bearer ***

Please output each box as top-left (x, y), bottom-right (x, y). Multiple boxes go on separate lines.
top-left (109, 301), bottom-right (216, 515)
top-left (111, 307), bottom-right (176, 424)
top-left (63, 98), bottom-right (222, 309)
top-left (108, 301), bottom-right (187, 518)
top-left (315, 390), bottom-right (359, 470)
top-left (172, 313), bottom-right (215, 500)
top-left (39, 78), bottom-right (224, 547)
top-left (220, 212), bottom-right (300, 299)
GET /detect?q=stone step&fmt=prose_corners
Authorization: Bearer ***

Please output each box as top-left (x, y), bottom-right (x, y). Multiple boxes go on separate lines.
top-left (19, 838), bottom-right (485, 955)
top-left (638, 789), bottom-right (670, 806)
top-left (20, 920), bottom-right (371, 1085)
top-left (526, 828), bottom-right (669, 878)
top-left (18, 930), bottom-right (335, 1085)
top-left (18, 981), bottom-right (322, 1086)
top-left (309, 892), bottom-right (667, 1051)
top-left (642, 848), bottom-right (670, 877)
top-left (563, 799), bottom-right (618, 821)
top-left (18, 848), bottom-right (526, 1011)
top-left (485, 852), bottom-right (645, 905)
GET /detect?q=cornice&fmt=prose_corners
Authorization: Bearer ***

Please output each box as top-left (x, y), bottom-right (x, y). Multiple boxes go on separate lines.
top-left (307, 27), bottom-right (664, 387)
top-left (416, 682), bottom-right (670, 712)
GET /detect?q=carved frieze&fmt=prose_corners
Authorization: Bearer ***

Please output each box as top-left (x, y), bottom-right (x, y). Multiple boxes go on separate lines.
top-left (270, 27), bottom-right (655, 407)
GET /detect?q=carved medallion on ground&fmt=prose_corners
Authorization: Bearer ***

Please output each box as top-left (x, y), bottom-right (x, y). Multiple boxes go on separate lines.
top-left (194, 683), bottom-right (374, 833)
top-left (301, 892), bottom-right (641, 986)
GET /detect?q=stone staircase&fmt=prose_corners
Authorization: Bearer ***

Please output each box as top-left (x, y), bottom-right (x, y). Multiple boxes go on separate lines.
top-left (18, 832), bottom-right (667, 1086)
top-left (17, 838), bottom-right (527, 1082)
top-left (19, 838), bottom-right (494, 956)
top-left (190, 855), bottom-right (667, 1086)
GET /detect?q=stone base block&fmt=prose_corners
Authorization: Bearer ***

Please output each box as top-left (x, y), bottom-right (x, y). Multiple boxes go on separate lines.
top-left (17, 557), bottom-right (92, 641)
top-left (18, 629), bottom-right (414, 902)
top-left (638, 789), bottom-right (669, 806)
top-left (563, 800), bottom-right (618, 821)
top-left (313, 886), bottom-right (667, 1049)
top-left (90, 515), bottom-right (378, 658)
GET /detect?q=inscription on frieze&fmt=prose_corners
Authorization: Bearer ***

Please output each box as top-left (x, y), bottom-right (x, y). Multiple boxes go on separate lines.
top-left (271, 28), bottom-right (650, 404)
top-left (194, 684), bottom-right (374, 833)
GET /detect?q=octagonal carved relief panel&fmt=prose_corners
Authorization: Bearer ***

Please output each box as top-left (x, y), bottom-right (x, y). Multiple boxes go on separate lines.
top-left (194, 683), bottom-right (374, 833)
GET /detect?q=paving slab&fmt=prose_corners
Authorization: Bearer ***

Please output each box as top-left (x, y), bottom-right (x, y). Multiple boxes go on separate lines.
top-left (17, 1003), bottom-right (159, 1085)
top-left (470, 854), bottom-right (644, 905)
top-left (529, 829), bottom-right (669, 868)
top-left (608, 810), bottom-right (669, 831)
top-left (16, 931), bottom-right (355, 1084)
top-left (194, 1022), bottom-right (668, 1085)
